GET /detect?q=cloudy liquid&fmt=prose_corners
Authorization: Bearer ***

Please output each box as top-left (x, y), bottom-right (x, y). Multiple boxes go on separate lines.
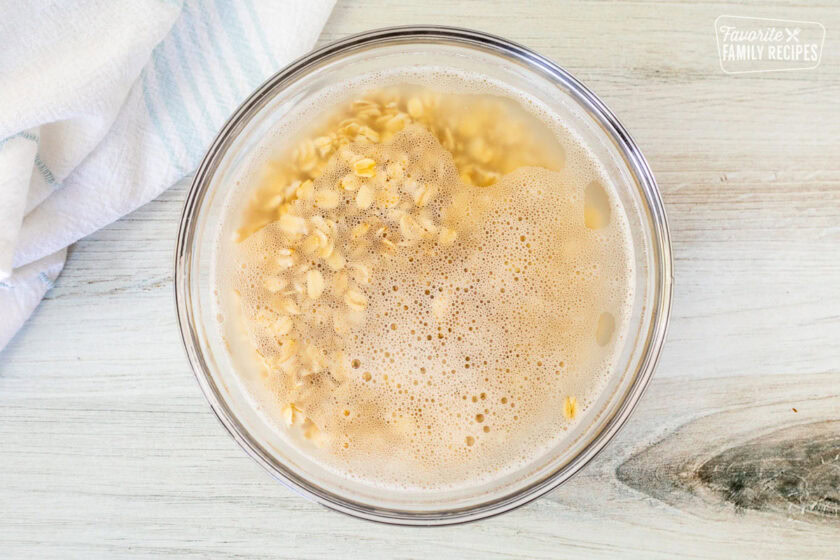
top-left (214, 75), bottom-right (634, 491)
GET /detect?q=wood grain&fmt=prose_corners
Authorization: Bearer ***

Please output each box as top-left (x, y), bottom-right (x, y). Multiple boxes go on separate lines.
top-left (2, 1), bottom-right (840, 558)
top-left (617, 389), bottom-right (840, 525)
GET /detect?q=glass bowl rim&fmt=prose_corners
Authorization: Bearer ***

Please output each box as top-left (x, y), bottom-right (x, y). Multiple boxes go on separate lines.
top-left (175, 24), bottom-right (673, 526)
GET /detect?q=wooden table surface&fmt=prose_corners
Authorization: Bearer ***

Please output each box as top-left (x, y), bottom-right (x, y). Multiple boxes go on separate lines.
top-left (2, 1), bottom-right (839, 558)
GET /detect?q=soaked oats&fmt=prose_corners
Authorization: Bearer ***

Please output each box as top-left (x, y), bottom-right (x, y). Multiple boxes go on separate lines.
top-left (215, 81), bottom-right (634, 490)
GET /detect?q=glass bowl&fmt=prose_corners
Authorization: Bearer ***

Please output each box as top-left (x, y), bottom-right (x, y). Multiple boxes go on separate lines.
top-left (175, 25), bottom-right (672, 525)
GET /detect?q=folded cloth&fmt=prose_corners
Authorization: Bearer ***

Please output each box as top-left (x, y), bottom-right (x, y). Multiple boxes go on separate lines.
top-left (0, 0), bottom-right (335, 350)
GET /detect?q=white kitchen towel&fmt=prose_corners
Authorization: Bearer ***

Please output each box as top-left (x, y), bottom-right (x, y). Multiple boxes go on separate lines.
top-left (0, 0), bottom-right (335, 350)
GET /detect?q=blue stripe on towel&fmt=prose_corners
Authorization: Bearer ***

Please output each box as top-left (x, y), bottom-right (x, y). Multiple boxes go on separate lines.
top-left (0, 130), bottom-right (38, 148)
top-left (184, 0), bottom-right (240, 112)
top-left (19, 131), bottom-right (39, 144)
top-left (243, 0), bottom-right (279, 69)
top-left (0, 132), bottom-right (60, 186)
top-left (34, 154), bottom-right (57, 185)
top-left (151, 48), bottom-right (201, 162)
top-left (169, 22), bottom-right (214, 133)
top-left (141, 70), bottom-right (186, 174)
top-left (37, 272), bottom-right (55, 290)
top-left (213, 0), bottom-right (262, 88)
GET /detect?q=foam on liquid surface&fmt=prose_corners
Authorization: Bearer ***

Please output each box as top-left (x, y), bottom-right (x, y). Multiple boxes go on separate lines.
top-left (215, 78), bottom-right (634, 491)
